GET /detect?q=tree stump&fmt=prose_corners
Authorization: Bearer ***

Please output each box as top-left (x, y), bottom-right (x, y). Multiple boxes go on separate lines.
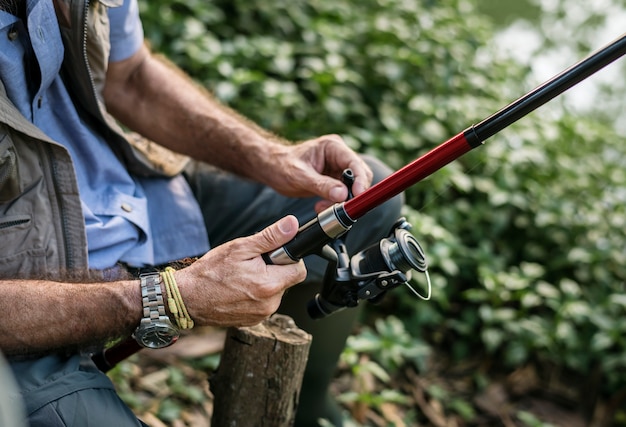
top-left (209, 314), bottom-right (312, 427)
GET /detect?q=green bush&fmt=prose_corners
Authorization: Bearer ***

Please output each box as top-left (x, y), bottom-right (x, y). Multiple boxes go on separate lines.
top-left (138, 0), bottom-right (626, 400)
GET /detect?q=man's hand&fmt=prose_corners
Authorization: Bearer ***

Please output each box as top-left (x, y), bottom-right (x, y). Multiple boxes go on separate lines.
top-left (174, 215), bottom-right (306, 327)
top-left (264, 135), bottom-right (374, 212)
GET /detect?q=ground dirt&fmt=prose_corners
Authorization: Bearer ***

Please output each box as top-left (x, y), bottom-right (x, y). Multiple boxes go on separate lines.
top-left (112, 326), bottom-right (625, 427)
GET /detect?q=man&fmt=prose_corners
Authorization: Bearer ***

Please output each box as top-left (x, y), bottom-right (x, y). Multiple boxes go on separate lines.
top-left (0, 0), bottom-right (402, 426)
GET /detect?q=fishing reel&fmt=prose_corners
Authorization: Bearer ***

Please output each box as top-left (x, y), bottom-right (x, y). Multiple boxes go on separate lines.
top-left (308, 216), bottom-right (431, 319)
top-left (305, 170), bottom-right (432, 319)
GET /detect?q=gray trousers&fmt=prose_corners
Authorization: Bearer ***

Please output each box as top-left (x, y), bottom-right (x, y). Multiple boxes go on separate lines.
top-left (186, 155), bottom-right (403, 426)
top-left (11, 155), bottom-right (403, 427)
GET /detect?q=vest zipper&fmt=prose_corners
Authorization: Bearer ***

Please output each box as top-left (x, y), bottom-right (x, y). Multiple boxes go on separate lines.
top-left (81, 0), bottom-right (103, 117)
top-left (44, 144), bottom-right (77, 270)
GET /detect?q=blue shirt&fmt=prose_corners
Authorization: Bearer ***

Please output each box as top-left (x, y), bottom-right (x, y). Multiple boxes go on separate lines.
top-left (0, 0), bottom-right (209, 268)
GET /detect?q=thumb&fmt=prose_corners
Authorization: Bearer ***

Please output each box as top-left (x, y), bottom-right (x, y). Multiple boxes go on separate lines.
top-left (322, 178), bottom-right (349, 203)
top-left (248, 215), bottom-right (300, 254)
top-left (302, 169), bottom-right (347, 202)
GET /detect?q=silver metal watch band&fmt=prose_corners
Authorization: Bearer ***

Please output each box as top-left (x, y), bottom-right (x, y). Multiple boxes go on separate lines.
top-left (140, 273), bottom-right (168, 322)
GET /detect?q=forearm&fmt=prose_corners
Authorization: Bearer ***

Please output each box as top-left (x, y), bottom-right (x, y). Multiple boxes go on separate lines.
top-left (103, 45), bottom-right (288, 182)
top-left (0, 279), bottom-right (141, 357)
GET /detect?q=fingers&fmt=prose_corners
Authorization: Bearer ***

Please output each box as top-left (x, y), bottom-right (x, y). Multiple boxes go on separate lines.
top-left (350, 162), bottom-right (373, 196)
top-left (175, 216), bottom-right (306, 327)
top-left (314, 134), bottom-right (373, 201)
top-left (323, 134), bottom-right (373, 196)
top-left (248, 215), bottom-right (299, 254)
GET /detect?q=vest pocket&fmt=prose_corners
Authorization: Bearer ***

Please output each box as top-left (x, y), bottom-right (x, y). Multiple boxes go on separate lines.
top-left (0, 247), bottom-right (47, 279)
top-left (0, 215), bottom-right (48, 278)
top-left (0, 214), bottom-right (30, 230)
top-left (0, 132), bottom-right (20, 203)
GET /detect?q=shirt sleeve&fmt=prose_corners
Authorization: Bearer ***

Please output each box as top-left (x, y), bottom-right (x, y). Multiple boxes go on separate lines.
top-left (108, 0), bottom-right (144, 62)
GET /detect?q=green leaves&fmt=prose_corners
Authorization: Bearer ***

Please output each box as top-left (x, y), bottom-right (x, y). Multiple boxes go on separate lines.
top-left (345, 316), bottom-right (431, 373)
top-left (137, 0), bottom-right (626, 416)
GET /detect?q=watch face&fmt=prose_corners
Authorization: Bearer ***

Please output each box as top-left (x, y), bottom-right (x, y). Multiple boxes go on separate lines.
top-left (136, 322), bottom-right (180, 349)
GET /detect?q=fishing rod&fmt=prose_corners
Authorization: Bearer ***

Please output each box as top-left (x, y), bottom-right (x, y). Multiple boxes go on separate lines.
top-left (265, 32), bottom-right (626, 266)
top-left (94, 33), bottom-right (626, 372)
top-left (264, 32), bottom-right (626, 319)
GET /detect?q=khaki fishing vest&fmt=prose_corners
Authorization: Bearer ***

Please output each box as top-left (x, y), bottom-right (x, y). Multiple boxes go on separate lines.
top-left (0, 0), bottom-right (187, 277)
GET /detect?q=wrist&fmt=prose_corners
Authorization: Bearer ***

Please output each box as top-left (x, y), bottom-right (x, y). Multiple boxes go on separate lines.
top-left (161, 267), bottom-right (194, 330)
top-left (133, 272), bottom-right (180, 349)
top-left (253, 141), bottom-right (291, 186)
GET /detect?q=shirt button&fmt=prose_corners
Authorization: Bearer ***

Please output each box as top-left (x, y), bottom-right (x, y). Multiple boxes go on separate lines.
top-left (121, 203), bottom-right (133, 213)
top-left (8, 26), bottom-right (18, 41)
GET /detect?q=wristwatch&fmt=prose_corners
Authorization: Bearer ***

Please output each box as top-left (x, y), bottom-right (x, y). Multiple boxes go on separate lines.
top-left (134, 272), bottom-right (180, 349)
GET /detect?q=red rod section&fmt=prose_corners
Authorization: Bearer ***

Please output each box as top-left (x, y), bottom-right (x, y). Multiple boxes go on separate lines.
top-left (345, 131), bottom-right (475, 219)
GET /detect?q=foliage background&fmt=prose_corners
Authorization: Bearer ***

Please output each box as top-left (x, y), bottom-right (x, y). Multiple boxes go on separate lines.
top-left (129, 0), bottom-right (626, 424)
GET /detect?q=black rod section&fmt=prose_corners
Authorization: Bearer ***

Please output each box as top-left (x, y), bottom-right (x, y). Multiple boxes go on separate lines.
top-left (474, 33), bottom-right (626, 142)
